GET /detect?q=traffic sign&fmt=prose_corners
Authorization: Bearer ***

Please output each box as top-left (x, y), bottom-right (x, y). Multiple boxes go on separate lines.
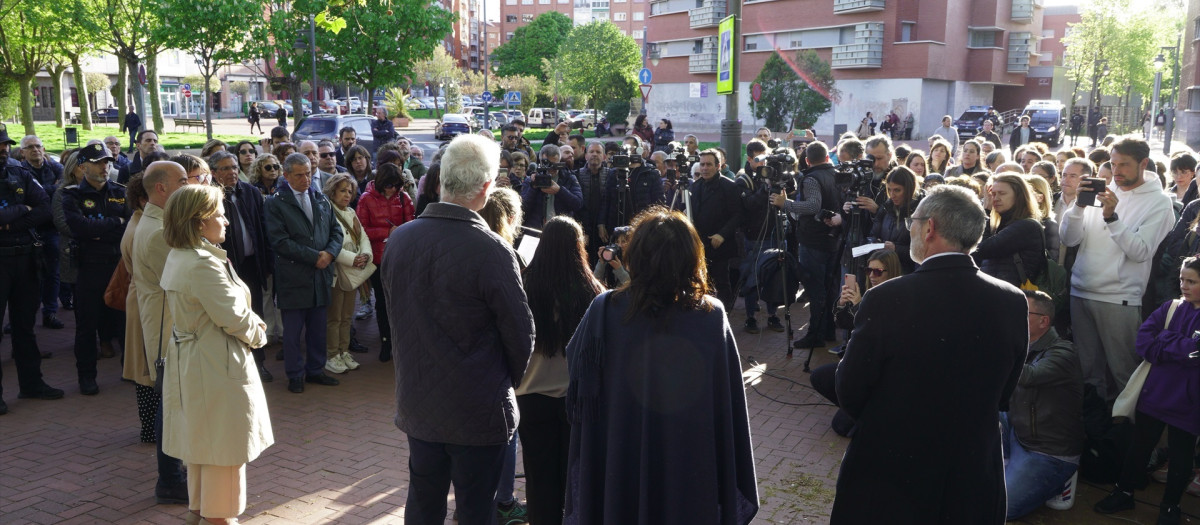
top-left (183, 83), bottom-right (191, 91)
top-left (751, 82), bottom-right (762, 102)
top-left (639, 84), bottom-right (652, 102)
top-left (481, 91), bottom-right (494, 103)
top-left (504, 91), bottom-right (522, 104)
top-left (181, 87), bottom-right (192, 98)
top-left (638, 68), bottom-right (652, 85)
top-left (138, 64), bottom-right (147, 86)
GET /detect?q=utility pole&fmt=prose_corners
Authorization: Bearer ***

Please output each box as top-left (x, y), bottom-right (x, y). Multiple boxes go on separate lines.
top-left (310, 14), bottom-right (318, 120)
top-left (483, 0), bottom-right (490, 130)
top-left (719, 1), bottom-right (742, 170)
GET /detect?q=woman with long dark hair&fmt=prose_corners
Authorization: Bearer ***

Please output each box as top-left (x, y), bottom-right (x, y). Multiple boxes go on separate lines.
top-left (564, 207), bottom-right (758, 525)
top-left (518, 216), bottom-right (602, 525)
top-left (631, 114), bottom-right (654, 146)
top-left (870, 167), bottom-right (921, 273)
top-left (356, 163), bottom-right (415, 362)
top-left (232, 141), bottom-right (258, 181)
top-left (343, 145), bottom-right (373, 195)
top-left (415, 163), bottom-right (441, 216)
top-left (973, 173), bottom-right (1046, 286)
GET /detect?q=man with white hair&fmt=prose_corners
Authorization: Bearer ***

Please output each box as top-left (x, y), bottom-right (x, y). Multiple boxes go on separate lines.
top-left (381, 134), bottom-right (534, 525)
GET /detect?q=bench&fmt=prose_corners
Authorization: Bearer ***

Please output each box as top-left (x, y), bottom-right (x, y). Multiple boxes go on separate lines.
top-left (172, 118), bottom-right (206, 132)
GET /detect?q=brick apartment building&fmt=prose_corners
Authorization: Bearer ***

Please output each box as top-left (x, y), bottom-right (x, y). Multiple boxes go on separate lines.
top-left (498, 0), bottom-right (648, 45)
top-left (1181, 0), bottom-right (1199, 150)
top-left (643, 0), bottom-right (1049, 138)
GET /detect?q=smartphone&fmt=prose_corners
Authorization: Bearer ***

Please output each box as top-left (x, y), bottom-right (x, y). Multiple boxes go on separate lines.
top-left (1075, 177), bottom-right (1106, 207)
top-left (844, 274), bottom-right (855, 288)
top-left (496, 168), bottom-right (508, 182)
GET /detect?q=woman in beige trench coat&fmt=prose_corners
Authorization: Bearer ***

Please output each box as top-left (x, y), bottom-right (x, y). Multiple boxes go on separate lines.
top-left (118, 174), bottom-right (154, 442)
top-left (160, 185), bottom-right (271, 525)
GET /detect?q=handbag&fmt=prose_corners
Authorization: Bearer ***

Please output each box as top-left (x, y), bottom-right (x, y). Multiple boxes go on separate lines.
top-left (104, 259), bottom-right (132, 310)
top-left (1013, 218), bottom-right (1068, 313)
top-left (153, 299), bottom-right (166, 394)
top-left (1112, 299), bottom-right (1181, 420)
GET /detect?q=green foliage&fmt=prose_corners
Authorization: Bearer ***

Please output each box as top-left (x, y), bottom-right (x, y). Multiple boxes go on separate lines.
top-left (229, 81), bottom-right (250, 95)
top-left (556, 21), bottom-right (640, 113)
top-left (497, 74), bottom-right (543, 112)
top-left (316, 0), bottom-right (454, 115)
top-left (604, 99), bottom-right (630, 126)
top-left (383, 87), bottom-right (412, 119)
top-left (411, 47), bottom-right (464, 89)
top-left (84, 72), bottom-right (110, 94)
top-left (1062, 0), bottom-right (1184, 105)
top-left (491, 12), bottom-right (572, 81)
top-left (182, 74), bottom-right (221, 93)
top-left (0, 0), bottom-right (71, 133)
top-left (445, 82), bottom-right (463, 114)
top-left (752, 50), bottom-right (836, 131)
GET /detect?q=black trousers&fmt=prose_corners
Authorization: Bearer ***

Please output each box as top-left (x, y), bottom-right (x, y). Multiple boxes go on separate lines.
top-left (707, 255), bottom-right (736, 310)
top-left (1118, 411), bottom-right (1197, 507)
top-left (810, 362), bottom-right (857, 437)
top-left (517, 393), bottom-right (570, 525)
top-left (406, 435), bottom-right (506, 525)
top-left (74, 255), bottom-right (124, 380)
top-left (0, 250), bottom-right (45, 394)
top-left (370, 271), bottom-right (391, 358)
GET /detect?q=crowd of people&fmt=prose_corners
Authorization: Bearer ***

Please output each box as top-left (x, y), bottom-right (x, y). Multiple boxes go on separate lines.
top-left (3, 105), bottom-right (1200, 524)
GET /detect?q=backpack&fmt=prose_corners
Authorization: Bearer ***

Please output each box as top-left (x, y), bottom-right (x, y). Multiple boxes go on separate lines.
top-left (756, 249), bottom-right (801, 306)
top-left (1014, 219), bottom-right (1069, 314)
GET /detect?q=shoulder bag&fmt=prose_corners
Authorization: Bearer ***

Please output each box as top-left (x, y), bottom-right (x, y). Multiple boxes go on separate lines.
top-left (1112, 299), bottom-right (1181, 420)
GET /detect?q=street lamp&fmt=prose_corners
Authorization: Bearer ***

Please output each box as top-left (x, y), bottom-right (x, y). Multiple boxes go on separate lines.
top-left (1088, 58), bottom-right (1109, 146)
top-left (1160, 40), bottom-right (1181, 155)
top-left (1150, 53), bottom-right (1165, 141)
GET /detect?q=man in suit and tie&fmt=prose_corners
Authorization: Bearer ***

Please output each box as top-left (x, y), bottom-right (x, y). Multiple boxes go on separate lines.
top-left (832, 184), bottom-right (1028, 525)
top-left (264, 153), bottom-right (343, 394)
top-left (297, 140), bottom-right (327, 194)
top-left (211, 151), bottom-right (274, 382)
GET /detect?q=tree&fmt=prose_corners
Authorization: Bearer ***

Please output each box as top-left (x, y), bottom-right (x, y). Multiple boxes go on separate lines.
top-left (88, 0), bottom-right (164, 133)
top-left (0, 0), bottom-right (65, 134)
top-left (154, 0), bottom-right (267, 139)
top-left (410, 46), bottom-right (463, 116)
top-left (316, 0), bottom-right (454, 116)
top-left (491, 12), bottom-right (571, 81)
top-left (752, 50), bottom-right (837, 132)
top-left (556, 21), bottom-right (639, 115)
top-left (496, 74), bottom-right (542, 113)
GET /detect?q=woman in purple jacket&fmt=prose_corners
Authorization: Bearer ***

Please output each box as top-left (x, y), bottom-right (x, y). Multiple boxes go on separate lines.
top-left (1094, 256), bottom-right (1200, 525)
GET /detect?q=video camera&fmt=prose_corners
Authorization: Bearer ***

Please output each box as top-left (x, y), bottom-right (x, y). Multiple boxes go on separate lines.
top-left (755, 145), bottom-right (798, 192)
top-left (601, 226), bottom-right (632, 262)
top-left (608, 145), bottom-right (642, 192)
top-left (833, 155), bottom-right (876, 199)
top-left (529, 161), bottom-right (567, 189)
top-left (665, 144), bottom-right (698, 188)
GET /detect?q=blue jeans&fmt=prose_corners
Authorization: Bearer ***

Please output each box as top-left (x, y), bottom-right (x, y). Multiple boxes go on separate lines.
top-left (797, 243), bottom-right (831, 338)
top-left (740, 238), bottom-right (778, 318)
top-left (40, 230), bottom-right (60, 315)
top-left (407, 435), bottom-right (506, 525)
top-left (495, 430), bottom-right (518, 505)
top-left (1000, 413), bottom-right (1077, 520)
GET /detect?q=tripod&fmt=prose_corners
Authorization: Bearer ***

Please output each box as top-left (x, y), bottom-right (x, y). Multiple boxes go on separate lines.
top-left (668, 176), bottom-right (694, 223)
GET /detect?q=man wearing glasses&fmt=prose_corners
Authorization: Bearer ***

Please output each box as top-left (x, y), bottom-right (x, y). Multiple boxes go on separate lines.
top-left (117, 130), bottom-right (160, 184)
top-left (103, 136), bottom-right (131, 172)
top-left (297, 141), bottom-right (326, 194)
top-left (61, 143), bottom-right (132, 396)
top-left (19, 136), bottom-right (66, 329)
top-left (317, 140), bottom-right (346, 178)
top-left (0, 124), bottom-right (64, 415)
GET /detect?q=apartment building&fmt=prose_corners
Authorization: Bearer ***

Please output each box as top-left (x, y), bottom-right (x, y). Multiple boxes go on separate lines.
top-left (644, 0), bottom-right (1046, 137)
top-left (1182, 0), bottom-right (1199, 149)
top-left (497, 0), bottom-right (647, 45)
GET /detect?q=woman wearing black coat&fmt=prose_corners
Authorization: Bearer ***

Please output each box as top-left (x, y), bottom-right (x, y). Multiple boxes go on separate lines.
top-left (973, 173), bottom-right (1046, 286)
top-left (870, 167), bottom-right (921, 273)
top-left (653, 119), bottom-right (675, 153)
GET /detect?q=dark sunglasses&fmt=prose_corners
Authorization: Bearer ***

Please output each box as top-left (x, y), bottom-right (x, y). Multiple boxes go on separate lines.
top-left (867, 268), bottom-right (887, 277)
top-left (238, 149), bottom-right (256, 155)
top-left (263, 164), bottom-right (281, 172)
top-left (319, 152), bottom-right (336, 159)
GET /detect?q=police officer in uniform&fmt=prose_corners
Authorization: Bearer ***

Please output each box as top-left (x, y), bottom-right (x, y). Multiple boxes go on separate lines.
top-left (0, 124), bottom-right (65, 414)
top-left (62, 143), bottom-right (131, 396)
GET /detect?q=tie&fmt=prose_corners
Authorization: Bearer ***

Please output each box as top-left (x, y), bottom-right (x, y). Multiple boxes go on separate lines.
top-left (299, 191), bottom-right (313, 223)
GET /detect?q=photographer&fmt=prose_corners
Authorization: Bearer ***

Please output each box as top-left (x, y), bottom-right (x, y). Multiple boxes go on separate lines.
top-left (736, 141), bottom-right (784, 333)
top-left (521, 144), bottom-right (582, 229)
top-left (577, 143), bottom-right (609, 261)
top-left (770, 142), bottom-right (842, 348)
top-left (691, 149), bottom-right (744, 308)
top-left (598, 141), bottom-right (664, 242)
top-left (594, 226), bottom-right (631, 288)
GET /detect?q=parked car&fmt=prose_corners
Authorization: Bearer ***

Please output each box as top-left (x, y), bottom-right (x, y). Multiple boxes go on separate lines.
top-left (526, 108), bottom-right (563, 128)
top-left (1018, 99), bottom-right (1068, 147)
top-left (256, 101), bottom-right (282, 117)
top-left (293, 114), bottom-right (379, 155)
top-left (476, 111), bottom-right (508, 130)
top-left (434, 114), bottom-right (474, 140)
top-left (338, 96), bottom-right (364, 113)
top-left (93, 107), bottom-right (120, 123)
top-left (503, 109), bottom-right (524, 122)
top-left (568, 110), bottom-right (598, 130)
top-left (953, 105), bottom-right (992, 141)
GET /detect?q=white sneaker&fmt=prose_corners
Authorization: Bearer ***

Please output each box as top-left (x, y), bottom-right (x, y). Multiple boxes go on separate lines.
top-left (340, 352), bottom-right (360, 370)
top-left (324, 354), bottom-right (348, 374)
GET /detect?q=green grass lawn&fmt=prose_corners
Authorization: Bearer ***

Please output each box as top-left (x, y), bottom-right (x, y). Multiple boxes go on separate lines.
top-left (23, 122), bottom-right (259, 156)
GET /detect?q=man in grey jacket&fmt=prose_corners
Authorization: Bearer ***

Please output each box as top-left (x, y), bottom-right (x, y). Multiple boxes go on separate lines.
top-left (381, 134), bottom-right (534, 525)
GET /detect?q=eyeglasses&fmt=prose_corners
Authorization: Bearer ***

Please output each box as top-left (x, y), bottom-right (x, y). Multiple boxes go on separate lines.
top-left (104, 141), bottom-right (121, 146)
top-left (867, 267), bottom-right (887, 277)
top-left (238, 149), bottom-right (255, 155)
top-left (1028, 311), bottom-right (1050, 318)
top-left (263, 164), bottom-right (281, 172)
top-left (216, 165), bottom-right (239, 172)
top-left (23, 144), bottom-right (43, 149)
top-left (319, 152), bottom-right (336, 158)
top-left (186, 173), bottom-right (209, 183)
top-left (904, 216), bottom-right (929, 229)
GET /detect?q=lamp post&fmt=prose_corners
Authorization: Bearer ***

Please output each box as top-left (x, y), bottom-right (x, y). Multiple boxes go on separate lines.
top-left (482, 2), bottom-right (490, 130)
top-left (1088, 58), bottom-right (1109, 146)
top-left (1161, 40), bottom-right (1181, 155)
top-left (1151, 52), bottom-right (1164, 142)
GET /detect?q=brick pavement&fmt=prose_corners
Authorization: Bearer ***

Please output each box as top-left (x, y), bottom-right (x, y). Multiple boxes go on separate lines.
top-left (1, 296), bottom-right (1196, 524)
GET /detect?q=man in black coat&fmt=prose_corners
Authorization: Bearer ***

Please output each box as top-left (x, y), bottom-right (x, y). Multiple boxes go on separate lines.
top-left (117, 130), bottom-right (160, 185)
top-left (18, 135), bottom-right (66, 328)
top-left (833, 184), bottom-right (1028, 525)
top-left (121, 109), bottom-right (142, 152)
top-left (691, 149), bottom-right (744, 308)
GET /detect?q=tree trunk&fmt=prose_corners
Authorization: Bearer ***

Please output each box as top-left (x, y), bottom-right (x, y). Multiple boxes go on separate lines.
top-left (147, 53), bottom-right (164, 132)
top-left (126, 57), bottom-right (146, 133)
top-left (72, 53), bottom-right (93, 131)
top-left (291, 81), bottom-right (303, 133)
top-left (19, 76), bottom-right (35, 136)
top-left (116, 59), bottom-right (128, 128)
top-left (203, 69), bottom-right (214, 140)
top-left (50, 65), bottom-right (66, 128)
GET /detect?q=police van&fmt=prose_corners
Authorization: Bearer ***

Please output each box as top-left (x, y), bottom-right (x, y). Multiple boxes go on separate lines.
top-left (953, 105), bottom-right (992, 140)
top-left (1018, 100), bottom-right (1067, 146)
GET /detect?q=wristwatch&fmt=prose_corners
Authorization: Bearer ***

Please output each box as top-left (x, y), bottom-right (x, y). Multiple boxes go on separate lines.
top-left (1104, 213), bottom-right (1118, 224)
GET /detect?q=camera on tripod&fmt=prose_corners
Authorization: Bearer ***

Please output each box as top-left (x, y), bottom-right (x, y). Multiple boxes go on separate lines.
top-left (755, 147), bottom-right (798, 191)
top-left (833, 154), bottom-right (876, 198)
top-left (665, 144), bottom-right (697, 188)
top-left (529, 161), bottom-right (567, 189)
top-left (609, 145), bottom-right (642, 192)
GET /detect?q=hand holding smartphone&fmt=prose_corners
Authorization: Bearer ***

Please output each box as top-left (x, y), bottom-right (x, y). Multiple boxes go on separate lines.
top-left (1075, 177), bottom-right (1106, 207)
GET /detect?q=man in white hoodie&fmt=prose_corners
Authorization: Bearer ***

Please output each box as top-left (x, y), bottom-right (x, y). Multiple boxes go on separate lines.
top-left (1060, 137), bottom-right (1174, 400)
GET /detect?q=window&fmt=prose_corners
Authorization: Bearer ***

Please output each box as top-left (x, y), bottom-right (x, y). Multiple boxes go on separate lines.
top-left (1194, 17), bottom-right (1200, 40)
top-left (693, 39), bottom-right (705, 54)
top-left (539, 0), bottom-right (549, 4)
top-left (506, 14), bottom-right (517, 22)
top-left (522, 0), bottom-right (532, 4)
top-left (1040, 51), bottom-right (1053, 63)
top-left (522, 13), bottom-right (533, 21)
top-left (838, 26), bottom-right (855, 45)
top-left (1189, 88), bottom-right (1200, 110)
top-left (1042, 29), bottom-right (1054, 39)
top-left (899, 22), bottom-right (914, 42)
top-left (506, 31), bottom-right (514, 40)
top-left (614, 11), bottom-right (627, 20)
top-left (745, 41), bottom-right (757, 50)
top-left (632, 29), bottom-right (644, 39)
top-left (969, 29), bottom-right (998, 48)
top-left (506, 0), bottom-right (515, 4)
top-left (633, 11), bottom-right (643, 20)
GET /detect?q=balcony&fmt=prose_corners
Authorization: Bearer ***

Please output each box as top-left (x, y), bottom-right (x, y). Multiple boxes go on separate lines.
top-left (1007, 32), bottom-right (1031, 72)
top-left (833, 0), bottom-right (884, 14)
top-left (689, 53), bottom-right (717, 74)
top-left (1011, 0), bottom-right (1033, 21)
top-left (832, 22), bottom-right (884, 68)
top-left (688, 1), bottom-right (726, 29)
top-left (648, 46), bottom-right (662, 61)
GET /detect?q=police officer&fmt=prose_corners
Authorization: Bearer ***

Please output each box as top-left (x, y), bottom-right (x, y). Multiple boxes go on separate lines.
top-left (19, 135), bottom-right (65, 329)
top-left (62, 143), bottom-right (131, 396)
top-left (0, 124), bottom-right (64, 414)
